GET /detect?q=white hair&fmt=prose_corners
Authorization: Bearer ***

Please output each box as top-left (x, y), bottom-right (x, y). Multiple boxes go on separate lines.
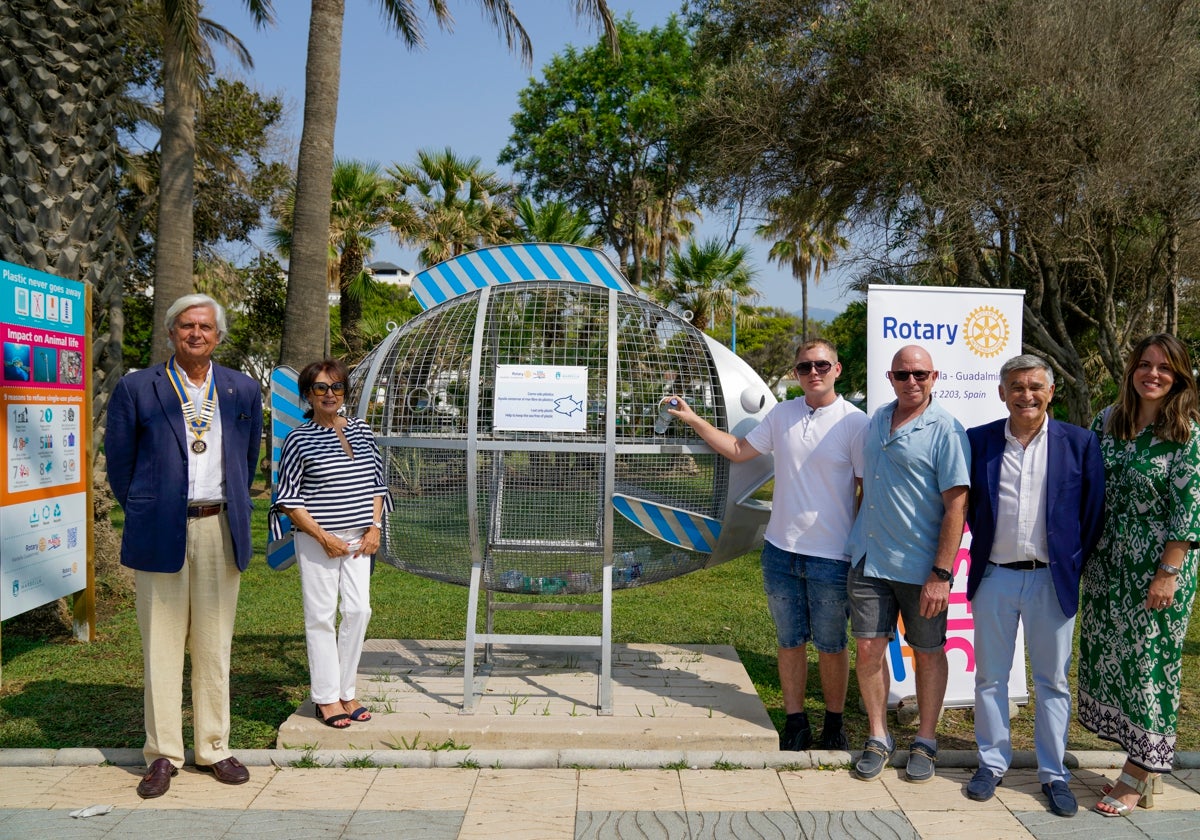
top-left (164, 294), bottom-right (228, 342)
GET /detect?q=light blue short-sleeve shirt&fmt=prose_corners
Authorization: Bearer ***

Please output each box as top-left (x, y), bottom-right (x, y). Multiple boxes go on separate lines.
top-left (846, 399), bottom-right (970, 585)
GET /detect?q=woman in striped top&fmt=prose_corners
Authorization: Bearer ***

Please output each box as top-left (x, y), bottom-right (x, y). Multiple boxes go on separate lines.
top-left (272, 359), bottom-right (393, 729)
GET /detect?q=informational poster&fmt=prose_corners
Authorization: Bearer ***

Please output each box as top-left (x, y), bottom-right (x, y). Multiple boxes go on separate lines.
top-left (866, 285), bottom-right (1026, 707)
top-left (0, 260), bottom-right (88, 620)
top-left (493, 365), bottom-right (588, 433)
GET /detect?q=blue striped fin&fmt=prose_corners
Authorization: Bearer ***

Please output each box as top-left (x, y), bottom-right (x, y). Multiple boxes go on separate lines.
top-left (611, 493), bottom-right (722, 554)
top-left (411, 244), bottom-right (632, 309)
top-left (268, 366), bottom-right (302, 571)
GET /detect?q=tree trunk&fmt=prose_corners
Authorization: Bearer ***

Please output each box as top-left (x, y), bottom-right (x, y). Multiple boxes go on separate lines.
top-left (800, 277), bottom-right (809, 344)
top-left (150, 8), bottom-right (199, 363)
top-left (339, 241), bottom-right (364, 359)
top-left (281, 0), bottom-right (344, 368)
top-left (0, 0), bottom-right (129, 443)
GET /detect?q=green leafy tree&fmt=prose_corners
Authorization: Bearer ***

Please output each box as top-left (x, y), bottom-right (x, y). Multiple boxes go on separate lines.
top-left (821, 299), bottom-right (867, 404)
top-left (709, 306), bottom-right (804, 388)
top-left (756, 191), bottom-right (847, 344)
top-left (272, 159), bottom-right (393, 359)
top-left (654, 238), bottom-right (759, 333)
top-left (513, 196), bottom-right (602, 246)
top-left (145, 0), bottom-right (274, 364)
top-left (121, 78), bottom-right (291, 367)
top-left (389, 147), bottom-right (515, 266)
top-left (280, 0), bottom-right (617, 369)
top-left (690, 0), bottom-right (1200, 423)
top-left (500, 15), bottom-right (697, 285)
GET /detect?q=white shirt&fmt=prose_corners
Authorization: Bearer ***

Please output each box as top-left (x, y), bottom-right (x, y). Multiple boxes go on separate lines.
top-left (181, 364), bottom-right (226, 503)
top-left (991, 417), bottom-right (1049, 564)
top-left (745, 395), bottom-right (868, 558)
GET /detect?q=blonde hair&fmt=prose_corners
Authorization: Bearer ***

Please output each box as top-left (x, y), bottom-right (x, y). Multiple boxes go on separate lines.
top-left (1106, 333), bottom-right (1200, 443)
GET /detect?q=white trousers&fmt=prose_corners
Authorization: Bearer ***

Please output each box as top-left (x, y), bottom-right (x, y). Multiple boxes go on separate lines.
top-left (295, 528), bottom-right (372, 704)
top-left (135, 513), bottom-right (241, 768)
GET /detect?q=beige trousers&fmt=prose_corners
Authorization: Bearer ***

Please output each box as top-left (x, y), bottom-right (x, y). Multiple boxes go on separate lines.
top-left (135, 513), bottom-right (241, 767)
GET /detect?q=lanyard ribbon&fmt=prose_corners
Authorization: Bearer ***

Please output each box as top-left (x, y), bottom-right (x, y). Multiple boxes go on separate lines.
top-left (167, 356), bottom-right (216, 452)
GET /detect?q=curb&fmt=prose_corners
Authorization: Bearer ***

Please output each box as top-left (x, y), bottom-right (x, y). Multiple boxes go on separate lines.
top-left (2, 747), bottom-right (1198, 771)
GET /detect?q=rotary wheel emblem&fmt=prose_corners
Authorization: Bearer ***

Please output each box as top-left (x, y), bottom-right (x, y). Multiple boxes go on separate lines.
top-left (963, 306), bottom-right (1009, 358)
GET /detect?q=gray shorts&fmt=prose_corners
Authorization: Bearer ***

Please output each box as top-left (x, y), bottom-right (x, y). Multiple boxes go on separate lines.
top-left (847, 560), bottom-right (947, 653)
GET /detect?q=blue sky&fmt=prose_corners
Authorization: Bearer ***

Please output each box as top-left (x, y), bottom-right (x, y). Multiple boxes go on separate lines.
top-left (205, 0), bottom-right (855, 317)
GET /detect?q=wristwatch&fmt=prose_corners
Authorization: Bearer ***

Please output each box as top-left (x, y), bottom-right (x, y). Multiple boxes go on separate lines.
top-left (371, 520), bottom-right (382, 528)
top-left (929, 566), bottom-right (953, 582)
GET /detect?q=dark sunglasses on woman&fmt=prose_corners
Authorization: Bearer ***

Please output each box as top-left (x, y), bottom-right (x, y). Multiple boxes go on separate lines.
top-left (310, 381), bottom-right (346, 395)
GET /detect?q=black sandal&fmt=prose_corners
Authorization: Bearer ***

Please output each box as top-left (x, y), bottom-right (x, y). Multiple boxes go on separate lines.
top-left (316, 705), bottom-right (351, 728)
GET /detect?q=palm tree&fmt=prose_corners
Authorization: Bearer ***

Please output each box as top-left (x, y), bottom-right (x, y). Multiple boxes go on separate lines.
top-left (271, 159), bottom-right (392, 359)
top-left (0, 1), bottom-right (130, 437)
top-left (389, 147), bottom-right (516, 266)
top-left (654, 238), bottom-right (759, 333)
top-left (279, 0), bottom-right (618, 368)
top-left (147, 0), bottom-right (274, 364)
top-left (642, 193), bottom-right (699, 285)
top-left (756, 192), bottom-right (848, 343)
top-left (513, 196), bottom-right (602, 246)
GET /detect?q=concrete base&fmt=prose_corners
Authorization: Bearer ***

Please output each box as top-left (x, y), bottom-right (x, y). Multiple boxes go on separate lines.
top-left (276, 640), bottom-right (778, 753)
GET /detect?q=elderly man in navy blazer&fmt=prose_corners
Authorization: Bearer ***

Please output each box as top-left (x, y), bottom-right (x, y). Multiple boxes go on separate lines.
top-left (106, 294), bottom-right (262, 799)
top-left (963, 354), bottom-right (1104, 817)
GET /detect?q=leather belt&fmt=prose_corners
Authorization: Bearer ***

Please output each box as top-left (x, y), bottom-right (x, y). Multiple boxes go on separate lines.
top-left (187, 503), bottom-right (226, 519)
top-left (991, 559), bottom-right (1048, 571)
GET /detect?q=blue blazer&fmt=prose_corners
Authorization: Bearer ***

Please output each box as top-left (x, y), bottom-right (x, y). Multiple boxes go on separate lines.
top-left (106, 362), bottom-right (263, 573)
top-left (965, 417), bottom-right (1105, 617)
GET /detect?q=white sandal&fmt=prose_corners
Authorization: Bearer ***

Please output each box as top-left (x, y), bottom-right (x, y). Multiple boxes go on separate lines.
top-left (1096, 772), bottom-right (1155, 817)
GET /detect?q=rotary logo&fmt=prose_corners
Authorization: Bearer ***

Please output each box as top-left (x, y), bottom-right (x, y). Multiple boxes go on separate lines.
top-left (962, 306), bottom-right (1009, 359)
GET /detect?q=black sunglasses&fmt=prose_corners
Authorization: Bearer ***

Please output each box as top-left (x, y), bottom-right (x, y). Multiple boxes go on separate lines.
top-left (795, 360), bottom-right (833, 375)
top-left (310, 381), bottom-right (346, 395)
top-left (888, 370), bottom-right (932, 382)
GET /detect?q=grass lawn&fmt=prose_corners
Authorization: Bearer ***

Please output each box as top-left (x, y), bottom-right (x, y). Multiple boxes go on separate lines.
top-left (1, 496), bottom-right (1198, 754)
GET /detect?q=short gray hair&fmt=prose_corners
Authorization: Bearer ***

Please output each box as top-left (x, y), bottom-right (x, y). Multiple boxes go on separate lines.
top-left (164, 294), bottom-right (228, 342)
top-left (999, 353), bottom-right (1054, 387)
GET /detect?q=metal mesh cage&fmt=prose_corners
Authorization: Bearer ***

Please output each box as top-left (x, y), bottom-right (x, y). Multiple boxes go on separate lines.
top-left (351, 282), bottom-right (734, 594)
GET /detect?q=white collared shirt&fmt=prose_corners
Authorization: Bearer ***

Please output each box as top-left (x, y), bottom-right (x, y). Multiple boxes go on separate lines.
top-left (181, 363), bottom-right (226, 503)
top-left (991, 417), bottom-right (1049, 565)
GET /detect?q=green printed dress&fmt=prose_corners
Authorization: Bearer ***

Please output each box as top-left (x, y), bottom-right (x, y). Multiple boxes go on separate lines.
top-left (1078, 416), bottom-right (1200, 772)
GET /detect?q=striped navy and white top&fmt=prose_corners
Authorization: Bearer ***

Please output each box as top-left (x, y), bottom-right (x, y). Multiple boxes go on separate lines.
top-left (270, 417), bottom-right (393, 539)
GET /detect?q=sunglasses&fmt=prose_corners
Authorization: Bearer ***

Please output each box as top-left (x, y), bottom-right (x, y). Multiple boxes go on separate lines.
top-left (888, 370), bottom-right (932, 382)
top-left (310, 381), bottom-right (346, 395)
top-left (795, 360), bottom-right (833, 375)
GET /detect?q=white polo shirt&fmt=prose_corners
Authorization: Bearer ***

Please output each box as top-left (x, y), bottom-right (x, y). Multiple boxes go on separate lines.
top-left (745, 395), bottom-right (868, 559)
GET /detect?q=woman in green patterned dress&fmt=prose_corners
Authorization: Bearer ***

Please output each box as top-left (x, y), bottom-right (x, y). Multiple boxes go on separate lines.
top-left (1080, 333), bottom-right (1200, 817)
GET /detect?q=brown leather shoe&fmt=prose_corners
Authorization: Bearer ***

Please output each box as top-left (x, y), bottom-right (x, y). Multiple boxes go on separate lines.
top-left (136, 758), bottom-right (178, 799)
top-left (197, 756), bottom-right (250, 785)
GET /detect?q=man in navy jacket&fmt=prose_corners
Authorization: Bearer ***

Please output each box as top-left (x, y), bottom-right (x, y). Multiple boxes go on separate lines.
top-left (963, 354), bottom-right (1104, 817)
top-left (106, 294), bottom-right (262, 798)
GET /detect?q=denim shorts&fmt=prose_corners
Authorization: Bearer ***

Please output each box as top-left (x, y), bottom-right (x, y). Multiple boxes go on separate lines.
top-left (847, 560), bottom-right (947, 653)
top-left (760, 541), bottom-right (850, 652)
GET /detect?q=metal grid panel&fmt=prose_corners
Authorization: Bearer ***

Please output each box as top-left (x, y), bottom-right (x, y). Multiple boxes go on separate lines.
top-left (380, 296), bottom-right (479, 439)
top-left (362, 283), bottom-right (730, 594)
top-left (613, 294), bottom-right (723, 442)
top-left (379, 447), bottom-right (475, 584)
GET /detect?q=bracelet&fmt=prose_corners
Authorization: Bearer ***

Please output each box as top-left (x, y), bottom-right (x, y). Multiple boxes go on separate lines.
top-left (1158, 562), bottom-right (1181, 576)
top-left (929, 566), bottom-right (953, 582)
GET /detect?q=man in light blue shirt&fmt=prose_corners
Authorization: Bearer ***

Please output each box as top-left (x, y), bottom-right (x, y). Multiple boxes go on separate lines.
top-left (846, 345), bottom-right (969, 784)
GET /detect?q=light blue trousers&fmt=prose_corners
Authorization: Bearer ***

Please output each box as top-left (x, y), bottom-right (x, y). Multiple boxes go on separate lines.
top-left (972, 563), bottom-right (1074, 783)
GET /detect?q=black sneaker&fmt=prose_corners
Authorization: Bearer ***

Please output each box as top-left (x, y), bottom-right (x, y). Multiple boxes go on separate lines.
top-left (819, 724), bottom-right (849, 750)
top-left (780, 718), bottom-right (813, 751)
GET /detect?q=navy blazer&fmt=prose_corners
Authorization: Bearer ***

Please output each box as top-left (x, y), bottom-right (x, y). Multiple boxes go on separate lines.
top-left (965, 417), bottom-right (1105, 617)
top-left (106, 361), bottom-right (263, 573)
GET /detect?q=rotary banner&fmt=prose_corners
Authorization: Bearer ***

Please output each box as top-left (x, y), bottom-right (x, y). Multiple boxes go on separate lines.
top-left (866, 285), bottom-right (1025, 707)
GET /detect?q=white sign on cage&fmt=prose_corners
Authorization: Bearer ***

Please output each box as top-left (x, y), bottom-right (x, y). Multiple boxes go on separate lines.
top-left (493, 364), bottom-right (588, 432)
